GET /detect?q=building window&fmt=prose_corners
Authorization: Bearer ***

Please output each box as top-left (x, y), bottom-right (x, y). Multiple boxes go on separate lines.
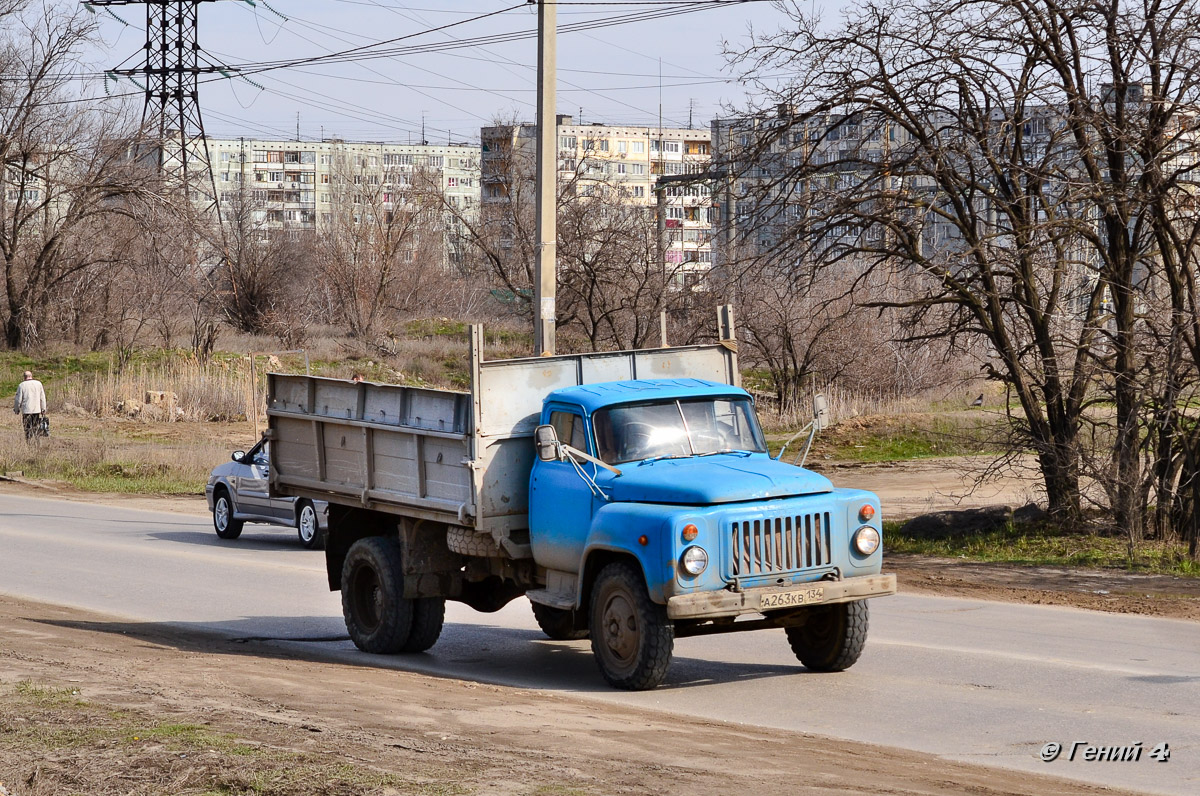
top-left (633, 141), bottom-right (645, 153)
top-left (559, 135), bottom-right (577, 149)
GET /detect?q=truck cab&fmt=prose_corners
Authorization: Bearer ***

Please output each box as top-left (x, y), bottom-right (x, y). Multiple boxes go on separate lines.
top-left (527, 378), bottom-right (895, 689)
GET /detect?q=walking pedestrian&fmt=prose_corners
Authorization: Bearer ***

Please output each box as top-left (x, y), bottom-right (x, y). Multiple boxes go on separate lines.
top-left (13, 370), bottom-right (47, 442)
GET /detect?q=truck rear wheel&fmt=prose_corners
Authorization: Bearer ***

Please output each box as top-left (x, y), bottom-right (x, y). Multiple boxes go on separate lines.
top-left (341, 537), bottom-right (413, 654)
top-left (402, 598), bottom-right (446, 652)
top-left (785, 600), bottom-right (869, 672)
top-left (588, 562), bottom-right (673, 690)
top-left (531, 602), bottom-right (588, 641)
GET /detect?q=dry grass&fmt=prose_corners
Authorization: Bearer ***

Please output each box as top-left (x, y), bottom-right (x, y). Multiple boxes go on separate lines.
top-left (55, 358), bottom-right (260, 422)
top-left (0, 417), bottom-right (252, 494)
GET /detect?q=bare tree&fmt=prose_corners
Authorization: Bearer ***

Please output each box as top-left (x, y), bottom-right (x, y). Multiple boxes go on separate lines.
top-left (314, 150), bottom-right (450, 337)
top-left (728, 0), bottom-right (1200, 538)
top-left (454, 119), bottom-right (694, 352)
top-left (0, 1), bottom-right (157, 349)
top-left (210, 182), bottom-right (314, 342)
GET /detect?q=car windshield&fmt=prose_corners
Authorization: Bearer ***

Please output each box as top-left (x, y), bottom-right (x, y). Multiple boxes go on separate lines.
top-left (592, 397), bottom-right (767, 465)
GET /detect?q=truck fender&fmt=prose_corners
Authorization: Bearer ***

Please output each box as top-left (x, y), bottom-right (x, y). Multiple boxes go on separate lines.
top-left (577, 547), bottom-right (652, 615)
top-left (578, 503), bottom-right (676, 605)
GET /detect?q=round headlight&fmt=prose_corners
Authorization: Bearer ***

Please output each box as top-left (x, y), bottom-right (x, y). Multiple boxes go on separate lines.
top-left (853, 525), bottom-right (881, 556)
top-left (680, 546), bottom-right (709, 576)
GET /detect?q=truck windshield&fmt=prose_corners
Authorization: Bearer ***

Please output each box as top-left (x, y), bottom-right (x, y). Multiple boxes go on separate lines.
top-left (592, 397), bottom-right (767, 464)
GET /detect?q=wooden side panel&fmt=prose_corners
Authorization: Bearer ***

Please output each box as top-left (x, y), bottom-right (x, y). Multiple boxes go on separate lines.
top-left (272, 416), bottom-right (321, 481)
top-left (371, 432), bottom-right (419, 496)
top-left (320, 423), bottom-right (365, 487)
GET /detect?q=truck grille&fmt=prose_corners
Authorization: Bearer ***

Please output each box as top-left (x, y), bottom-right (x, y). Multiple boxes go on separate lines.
top-left (730, 512), bottom-right (831, 577)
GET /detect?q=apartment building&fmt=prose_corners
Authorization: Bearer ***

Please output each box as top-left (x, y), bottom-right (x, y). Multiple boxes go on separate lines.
top-left (197, 137), bottom-right (481, 264)
top-left (480, 116), bottom-right (714, 282)
top-left (711, 103), bottom-right (1119, 285)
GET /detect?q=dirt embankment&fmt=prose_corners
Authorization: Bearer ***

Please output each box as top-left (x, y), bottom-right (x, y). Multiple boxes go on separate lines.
top-left (0, 596), bottom-right (1149, 796)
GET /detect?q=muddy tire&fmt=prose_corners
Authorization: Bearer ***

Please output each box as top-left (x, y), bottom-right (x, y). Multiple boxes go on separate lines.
top-left (532, 602), bottom-right (588, 641)
top-left (402, 598), bottom-right (446, 653)
top-left (588, 562), bottom-right (673, 690)
top-left (341, 537), bottom-right (413, 654)
top-left (785, 600), bottom-right (869, 672)
top-left (212, 489), bottom-right (243, 540)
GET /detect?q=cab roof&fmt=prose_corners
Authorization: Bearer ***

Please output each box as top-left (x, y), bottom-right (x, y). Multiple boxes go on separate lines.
top-left (546, 378), bottom-right (750, 414)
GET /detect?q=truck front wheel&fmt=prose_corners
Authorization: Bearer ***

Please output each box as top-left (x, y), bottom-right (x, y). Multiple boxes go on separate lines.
top-left (785, 600), bottom-right (869, 672)
top-left (588, 562), bottom-right (673, 690)
top-left (341, 537), bottom-right (413, 654)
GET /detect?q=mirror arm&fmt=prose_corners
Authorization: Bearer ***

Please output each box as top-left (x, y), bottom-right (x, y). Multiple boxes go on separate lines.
top-left (561, 443), bottom-right (622, 476)
top-left (775, 422), bottom-right (813, 462)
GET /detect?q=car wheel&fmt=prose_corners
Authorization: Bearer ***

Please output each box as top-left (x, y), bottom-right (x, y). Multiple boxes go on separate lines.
top-left (588, 561), bottom-right (673, 690)
top-left (784, 601), bottom-right (869, 672)
top-left (212, 489), bottom-right (243, 540)
top-left (296, 501), bottom-right (324, 550)
top-left (341, 536), bottom-right (413, 654)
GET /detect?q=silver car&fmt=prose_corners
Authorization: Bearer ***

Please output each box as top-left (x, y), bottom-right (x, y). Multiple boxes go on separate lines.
top-left (205, 437), bottom-right (328, 549)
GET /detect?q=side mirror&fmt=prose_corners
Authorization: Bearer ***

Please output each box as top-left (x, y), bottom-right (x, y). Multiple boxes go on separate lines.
top-left (813, 394), bottom-right (829, 432)
top-left (533, 424), bottom-right (561, 462)
top-left (232, 451), bottom-right (245, 463)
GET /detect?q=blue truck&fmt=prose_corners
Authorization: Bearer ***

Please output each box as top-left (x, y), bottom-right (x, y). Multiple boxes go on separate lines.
top-left (266, 320), bottom-right (895, 690)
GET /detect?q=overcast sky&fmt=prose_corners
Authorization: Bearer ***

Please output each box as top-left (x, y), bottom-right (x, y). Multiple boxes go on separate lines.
top-left (87, 0), bottom-right (802, 144)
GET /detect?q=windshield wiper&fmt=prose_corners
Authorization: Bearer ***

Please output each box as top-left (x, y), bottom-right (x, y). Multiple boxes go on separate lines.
top-left (637, 453), bottom-right (692, 465)
top-left (694, 449), bottom-right (751, 458)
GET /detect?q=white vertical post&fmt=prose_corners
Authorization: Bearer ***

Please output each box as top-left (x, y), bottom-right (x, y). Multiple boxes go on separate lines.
top-left (534, 0), bottom-right (557, 355)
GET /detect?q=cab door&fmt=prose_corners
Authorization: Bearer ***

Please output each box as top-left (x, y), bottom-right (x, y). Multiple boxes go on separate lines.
top-left (528, 406), bottom-right (598, 573)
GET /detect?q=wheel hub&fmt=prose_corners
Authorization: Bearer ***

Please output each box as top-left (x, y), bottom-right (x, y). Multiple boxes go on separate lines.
top-left (602, 595), bottom-right (637, 663)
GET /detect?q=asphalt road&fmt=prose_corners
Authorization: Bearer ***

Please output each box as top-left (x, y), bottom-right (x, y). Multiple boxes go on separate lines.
top-left (0, 492), bottom-right (1196, 796)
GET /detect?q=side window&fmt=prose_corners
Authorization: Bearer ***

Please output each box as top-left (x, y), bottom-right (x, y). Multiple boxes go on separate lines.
top-left (549, 411), bottom-right (587, 452)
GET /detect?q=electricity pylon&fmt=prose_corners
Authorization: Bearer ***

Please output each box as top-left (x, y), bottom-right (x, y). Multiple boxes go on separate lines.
top-left (88, 0), bottom-right (229, 214)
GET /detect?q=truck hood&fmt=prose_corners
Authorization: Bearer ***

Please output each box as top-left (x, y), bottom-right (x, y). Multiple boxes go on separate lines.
top-left (606, 454), bottom-right (833, 504)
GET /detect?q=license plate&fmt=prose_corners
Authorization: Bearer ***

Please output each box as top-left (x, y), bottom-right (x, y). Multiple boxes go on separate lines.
top-left (759, 586), bottom-right (825, 610)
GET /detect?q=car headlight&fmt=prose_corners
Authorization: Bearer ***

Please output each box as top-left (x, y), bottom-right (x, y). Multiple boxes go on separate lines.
top-left (680, 546), bottom-right (709, 576)
top-left (853, 525), bottom-right (881, 556)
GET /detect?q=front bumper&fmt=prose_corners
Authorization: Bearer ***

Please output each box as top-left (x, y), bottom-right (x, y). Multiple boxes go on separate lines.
top-left (666, 573), bottom-right (897, 621)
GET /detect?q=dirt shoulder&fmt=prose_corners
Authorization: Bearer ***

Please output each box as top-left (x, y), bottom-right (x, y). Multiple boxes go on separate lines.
top-left (0, 595), bottom-right (1146, 796)
top-left (890, 554), bottom-right (1200, 620)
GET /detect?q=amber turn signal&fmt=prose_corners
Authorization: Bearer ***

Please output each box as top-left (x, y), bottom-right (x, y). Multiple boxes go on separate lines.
top-left (638, 535), bottom-right (649, 546)
top-left (859, 504), bottom-right (876, 522)
top-left (682, 523), bottom-right (699, 541)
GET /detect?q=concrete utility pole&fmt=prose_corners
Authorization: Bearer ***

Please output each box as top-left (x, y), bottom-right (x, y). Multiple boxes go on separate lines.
top-left (534, 0), bottom-right (557, 355)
